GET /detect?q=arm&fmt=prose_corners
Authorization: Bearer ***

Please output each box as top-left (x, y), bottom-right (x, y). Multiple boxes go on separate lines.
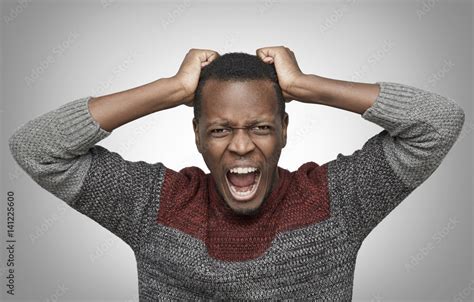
top-left (257, 46), bottom-right (465, 242)
top-left (256, 45), bottom-right (379, 114)
top-left (8, 49), bottom-right (219, 251)
top-left (88, 49), bottom-right (219, 131)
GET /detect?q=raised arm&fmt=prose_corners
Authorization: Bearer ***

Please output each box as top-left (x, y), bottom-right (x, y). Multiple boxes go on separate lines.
top-left (8, 49), bottom-right (219, 251)
top-left (257, 46), bottom-right (465, 242)
top-left (89, 48), bottom-right (219, 132)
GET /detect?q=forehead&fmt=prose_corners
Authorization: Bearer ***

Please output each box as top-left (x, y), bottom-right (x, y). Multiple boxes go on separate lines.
top-left (200, 79), bottom-right (279, 125)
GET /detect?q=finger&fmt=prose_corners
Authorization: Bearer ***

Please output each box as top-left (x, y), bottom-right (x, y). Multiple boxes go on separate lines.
top-left (207, 51), bottom-right (220, 62)
top-left (282, 91), bottom-right (293, 102)
top-left (257, 46), bottom-right (286, 64)
top-left (199, 50), bottom-right (219, 66)
top-left (256, 46), bottom-right (284, 58)
top-left (185, 98), bottom-right (195, 107)
top-left (263, 57), bottom-right (273, 63)
top-left (256, 48), bottom-right (272, 60)
top-left (256, 50), bottom-right (273, 64)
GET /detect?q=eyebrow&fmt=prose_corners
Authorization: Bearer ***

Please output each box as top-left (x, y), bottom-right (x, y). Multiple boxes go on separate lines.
top-left (206, 118), bottom-right (274, 128)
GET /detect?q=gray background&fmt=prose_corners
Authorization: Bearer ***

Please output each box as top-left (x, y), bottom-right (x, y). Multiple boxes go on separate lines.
top-left (1, 0), bottom-right (472, 301)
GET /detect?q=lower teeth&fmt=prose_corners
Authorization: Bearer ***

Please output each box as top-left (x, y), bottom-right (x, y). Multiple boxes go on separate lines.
top-left (233, 183), bottom-right (254, 195)
top-left (227, 171), bottom-right (260, 198)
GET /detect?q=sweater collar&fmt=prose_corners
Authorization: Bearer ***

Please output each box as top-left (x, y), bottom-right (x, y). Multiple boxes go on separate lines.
top-left (207, 166), bottom-right (291, 222)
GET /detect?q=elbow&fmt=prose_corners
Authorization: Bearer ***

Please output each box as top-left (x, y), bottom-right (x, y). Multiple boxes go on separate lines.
top-left (422, 92), bottom-right (466, 143)
top-left (453, 103), bottom-right (465, 134)
top-left (8, 122), bottom-right (44, 174)
top-left (442, 98), bottom-right (465, 142)
top-left (8, 127), bottom-right (25, 165)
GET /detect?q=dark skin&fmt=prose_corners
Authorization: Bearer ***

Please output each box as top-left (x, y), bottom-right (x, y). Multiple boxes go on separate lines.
top-left (88, 46), bottom-right (379, 216)
top-left (192, 79), bottom-right (289, 215)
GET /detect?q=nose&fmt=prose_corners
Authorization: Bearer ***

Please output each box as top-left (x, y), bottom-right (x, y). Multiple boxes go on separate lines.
top-left (227, 128), bottom-right (255, 156)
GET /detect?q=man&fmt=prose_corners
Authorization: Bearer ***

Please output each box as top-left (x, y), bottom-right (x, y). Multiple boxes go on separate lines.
top-left (8, 46), bottom-right (465, 300)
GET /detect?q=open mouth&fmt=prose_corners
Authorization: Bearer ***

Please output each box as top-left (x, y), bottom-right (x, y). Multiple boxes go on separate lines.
top-left (225, 167), bottom-right (262, 202)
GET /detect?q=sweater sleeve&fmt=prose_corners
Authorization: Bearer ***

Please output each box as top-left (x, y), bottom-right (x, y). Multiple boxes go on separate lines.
top-left (325, 82), bottom-right (465, 243)
top-left (8, 97), bottom-right (166, 252)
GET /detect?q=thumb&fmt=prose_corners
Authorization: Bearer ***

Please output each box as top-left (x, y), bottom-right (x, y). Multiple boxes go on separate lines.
top-left (256, 49), bottom-right (275, 64)
top-left (184, 99), bottom-right (194, 107)
top-left (200, 51), bottom-right (220, 66)
top-left (263, 56), bottom-right (273, 63)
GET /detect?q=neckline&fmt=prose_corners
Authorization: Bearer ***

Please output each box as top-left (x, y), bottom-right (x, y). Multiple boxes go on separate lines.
top-left (208, 166), bottom-right (291, 222)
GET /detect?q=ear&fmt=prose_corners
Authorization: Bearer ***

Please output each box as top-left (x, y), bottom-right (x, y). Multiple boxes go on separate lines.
top-left (192, 117), bottom-right (202, 153)
top-left (281, 112), bottom-right (289, 148)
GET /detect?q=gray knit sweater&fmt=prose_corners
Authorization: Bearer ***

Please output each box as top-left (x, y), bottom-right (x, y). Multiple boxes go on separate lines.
top-left (8, 82), bottom-right (465, 301)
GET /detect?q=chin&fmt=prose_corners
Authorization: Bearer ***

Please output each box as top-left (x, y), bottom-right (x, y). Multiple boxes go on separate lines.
top-left (213, 165), bottom-right (277, 217)
top-left (219, 171), bottom-right (267, 216)
top-left (224, 197), bottom-right (265, 216)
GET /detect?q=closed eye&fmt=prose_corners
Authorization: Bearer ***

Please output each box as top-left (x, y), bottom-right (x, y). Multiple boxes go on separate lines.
top-left (210, 128), bottom-right (231, 137)
top-left (251, 125), bottom-right (273, 135)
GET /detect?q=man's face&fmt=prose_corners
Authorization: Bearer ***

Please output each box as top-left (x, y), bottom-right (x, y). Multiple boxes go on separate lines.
top-left (193, 79), bottom-right (289, 216)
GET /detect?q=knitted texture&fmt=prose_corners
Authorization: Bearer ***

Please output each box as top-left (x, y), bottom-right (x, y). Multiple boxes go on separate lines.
top-left (8, 82), bottom-right (465, 300)
top-left (157, 162), bottom-right (330, 262)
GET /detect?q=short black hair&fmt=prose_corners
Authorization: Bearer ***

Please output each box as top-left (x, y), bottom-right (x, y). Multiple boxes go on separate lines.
top-left (193, 52), bottom-right (286, 121)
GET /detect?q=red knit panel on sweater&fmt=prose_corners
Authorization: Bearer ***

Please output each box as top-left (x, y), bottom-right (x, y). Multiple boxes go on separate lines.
top-left (157, 162), bottom-right (330, 261)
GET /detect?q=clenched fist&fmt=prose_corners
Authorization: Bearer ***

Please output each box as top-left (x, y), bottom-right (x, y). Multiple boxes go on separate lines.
top-left (173, 48), bottom-right (220, 106)
top-left (256, 46), bottom-right (305, 102)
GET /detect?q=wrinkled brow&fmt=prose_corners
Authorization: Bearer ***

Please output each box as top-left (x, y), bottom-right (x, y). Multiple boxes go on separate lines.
top-left (206, 118), bottom-right (275, 128)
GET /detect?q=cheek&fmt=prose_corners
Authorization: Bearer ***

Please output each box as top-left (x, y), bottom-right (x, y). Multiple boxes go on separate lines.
top-left (257, 136), bottom-right (280, 151)
top-left (199, 135), bottom-right (215, 155)
top-left (256, 139), bottom-right (282, 167)
top-left (201, 141), bottom-right (226, 168)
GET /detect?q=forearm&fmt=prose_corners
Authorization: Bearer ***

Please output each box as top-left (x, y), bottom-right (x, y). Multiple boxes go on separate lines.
top-left (325, 81), bottom-right (465, 243)
top-left (362, 82), bottom-right (464, 188)
top-left (8, 76), bottom-right (185, 199)
top-left (291, 75), bottom-right (465, 189)
top-left (290, 74), bottom-right (380, 115)
top-left (8, 95), bottom-right (111, 202)
top-left (9, 76), bottom-right (186, 165)
top-left (89, 76), bottom-right (185, 132)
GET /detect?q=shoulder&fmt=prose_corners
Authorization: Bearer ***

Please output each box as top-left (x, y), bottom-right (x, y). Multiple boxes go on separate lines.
top-left (275, 161), bottom-right (331, 228)
top-left (158, 164), bottom-right (209, 205)
top-left (284, 161), bottom-right (329, 206)
top-left (84, 145), bottom-right (166, 183)
top-left (156, 164), bottom-right (209, 226)
top-left (161, 165), bottom-right (208, 192)
top-left (289, 161), bottom-right (329, 187)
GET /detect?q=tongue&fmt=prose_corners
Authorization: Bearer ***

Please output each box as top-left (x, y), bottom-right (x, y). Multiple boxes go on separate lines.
top-left (227, 172), bottom-right (257, 187)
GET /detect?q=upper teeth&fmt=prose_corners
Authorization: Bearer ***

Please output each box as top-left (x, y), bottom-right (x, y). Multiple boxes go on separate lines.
top-left (229, 167), bottom-right (258, 174)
